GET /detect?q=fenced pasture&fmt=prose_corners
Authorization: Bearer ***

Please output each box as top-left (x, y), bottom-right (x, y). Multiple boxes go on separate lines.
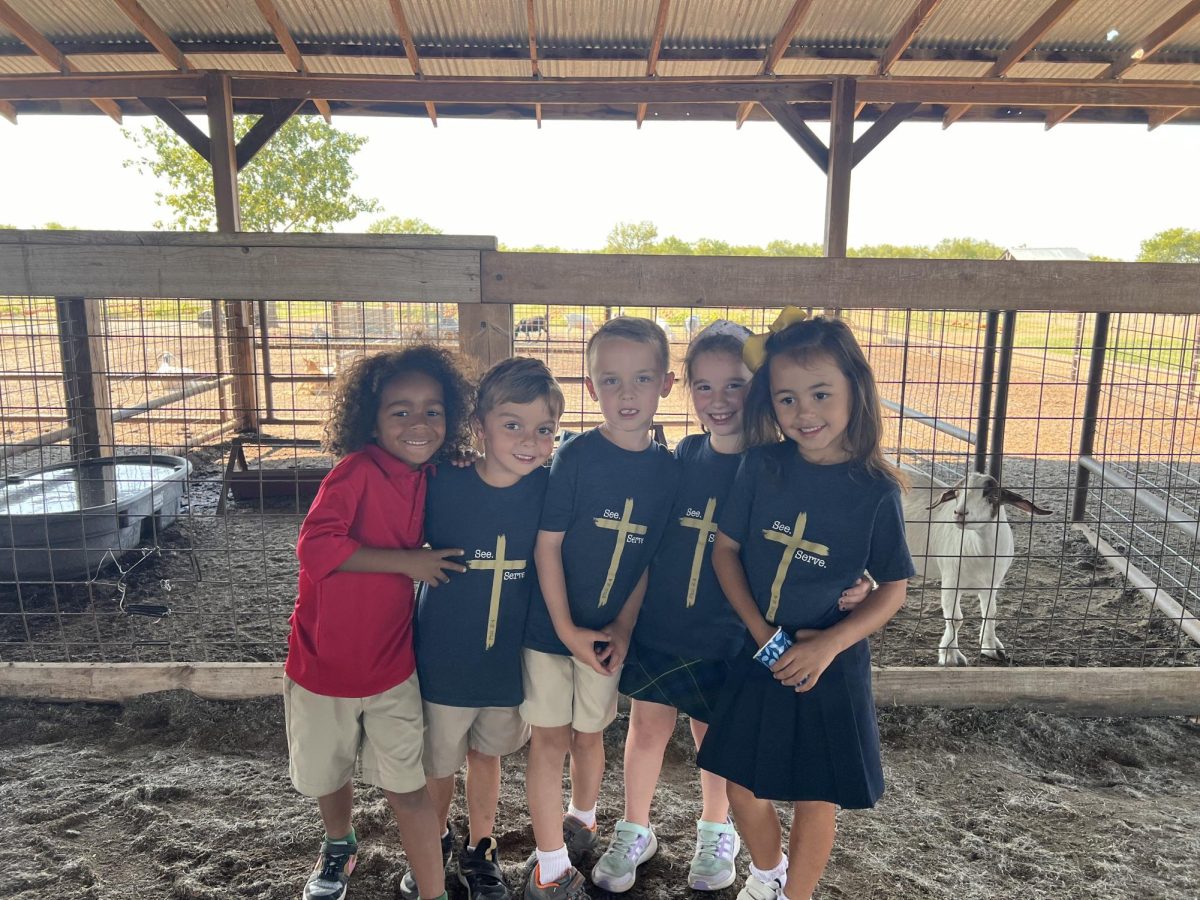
top-left (0, 231), bottom-right (1197, 714)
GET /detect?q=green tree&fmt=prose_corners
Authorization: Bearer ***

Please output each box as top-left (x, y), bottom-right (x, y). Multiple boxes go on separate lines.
top-left (605, 220), bottom-right (659, 253)
top-left (367, 216), bottom-right (443, 235)
top-left (124, 116), bottom-right (380, 232)
top-left (1137, 227), bottom-right (1200, 263)
top-left (929, 237), bottom-right (1006, 259)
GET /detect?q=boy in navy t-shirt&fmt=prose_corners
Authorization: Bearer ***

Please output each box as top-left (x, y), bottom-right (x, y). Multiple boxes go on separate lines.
top-left (522, 317), bottom-right (680, 899)
top-left (401, 358), bottom-right (564, 900)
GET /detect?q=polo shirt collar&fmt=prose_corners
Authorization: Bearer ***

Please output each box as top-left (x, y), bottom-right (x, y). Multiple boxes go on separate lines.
top-left (363, 442), bottom-right (432, 480)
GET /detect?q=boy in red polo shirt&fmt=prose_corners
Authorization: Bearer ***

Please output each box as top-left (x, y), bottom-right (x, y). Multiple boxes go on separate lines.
top-left (285, 346), bottom-right (473, 900)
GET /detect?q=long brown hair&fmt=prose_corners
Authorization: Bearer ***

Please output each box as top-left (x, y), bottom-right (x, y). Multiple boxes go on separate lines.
top-left (742, 316), bottom-right (902, 485)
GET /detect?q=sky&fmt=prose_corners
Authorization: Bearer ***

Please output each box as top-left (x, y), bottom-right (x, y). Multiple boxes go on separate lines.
top-left (1, 111), bottom-right (1198, 260)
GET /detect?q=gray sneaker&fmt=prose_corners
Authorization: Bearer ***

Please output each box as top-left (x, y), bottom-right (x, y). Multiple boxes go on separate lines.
top-left (561, 814), bottom-right (598, 864)
top-left (590, 820), bottom-right (657, 893)
top-left (523, 864), bottom-right (589, 899)
top-left (737, 875), bottom-right (784, 900)
top-left (688, 819), bottom-right (740, 891)
top-left (303, 839), bottom-right (358, 900)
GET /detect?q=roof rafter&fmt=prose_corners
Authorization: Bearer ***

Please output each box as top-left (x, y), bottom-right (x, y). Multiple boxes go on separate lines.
top-left (111, 0), bottom-right (188, 71)
top-left (253, 0), bottom-right (331, 123)
top-left (637, 0), bottom-right (671, 129)
top-left (387, 0), bottom-right (437, 126)
top-left (878, 0), bottom-right (947, 75)
top-left (0, 0), bottom-right (122, 122)
top-left (943, 0), bottom-right (1082, 128)
top-left (525, 0), bottom-right (541, 128)
top-left (1047, 0), bottom-right (1200, 129)
top-left (736, 0), bottom-right (818, 128)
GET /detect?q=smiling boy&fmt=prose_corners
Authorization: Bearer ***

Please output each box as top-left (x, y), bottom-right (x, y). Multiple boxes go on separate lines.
top-left (522, 317), bottom-right (681, 899)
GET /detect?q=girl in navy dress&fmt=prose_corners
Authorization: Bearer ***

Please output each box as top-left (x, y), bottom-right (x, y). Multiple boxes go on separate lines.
top-left (696, 310), bottom-right (915, 900)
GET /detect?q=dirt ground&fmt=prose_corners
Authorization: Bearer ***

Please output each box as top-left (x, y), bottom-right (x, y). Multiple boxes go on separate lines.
top-left (2, 692), bottom-right (1198, 900)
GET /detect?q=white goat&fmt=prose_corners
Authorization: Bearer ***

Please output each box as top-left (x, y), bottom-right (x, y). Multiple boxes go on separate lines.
top-left (901, 468), bottom-right (1051, 666)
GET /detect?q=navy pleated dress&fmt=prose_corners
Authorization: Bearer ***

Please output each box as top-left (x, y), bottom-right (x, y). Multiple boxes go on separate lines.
top-left (695, 443), bottom-right (915, 808)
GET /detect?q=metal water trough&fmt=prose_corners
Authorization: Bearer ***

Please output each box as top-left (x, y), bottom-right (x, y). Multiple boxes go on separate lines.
top-left (0, 454), bottom-right (191, 582)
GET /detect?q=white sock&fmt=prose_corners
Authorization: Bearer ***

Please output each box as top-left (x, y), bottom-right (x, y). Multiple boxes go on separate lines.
top-left (749, 853), bottom-right (789, 885)
top-left (535, 846), bottom-right (571, 884)
top-left (566, 803), bottom-right (596, 828)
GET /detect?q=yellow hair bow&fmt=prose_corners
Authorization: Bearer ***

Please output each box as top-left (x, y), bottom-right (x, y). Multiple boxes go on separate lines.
top-left (742, 306), bottom-right (809, 372)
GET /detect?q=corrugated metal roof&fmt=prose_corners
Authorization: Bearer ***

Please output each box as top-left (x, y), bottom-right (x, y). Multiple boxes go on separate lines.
top-left (797, 0), bottom-right (915, 50)
top-left (3, 0), bottom-right (131, 42)
top-left (274, 0), bottom-right (401, 44)
top-left (1008, 61), bottom-right (1111, 80)
top-left (1034, 1), bottom-right (1192, 53)
top-left (656, 59), bottom-right (761, 78)
top-left (539, 58), bottom-right (645, 78)
top-left (137, 0), bottom-right (274, 43)
top-left (1123, 62), bottom-right (1200, 80)
top-left (1005, 247), bottom-right (1090, 261)
top-left (661, 0), bottom-right (805, 50)
top-left (775, 58), bottom-right (876, 77)
top-left (304, 55), bottom-right (413, 77)
top-left (68, 53), bottom-right (172, 73)
top-left (0, 55), bottom-right (55, 74)
top-left (407, 0), bottom-right (525, 48)
top-left (423, 57), bottom-right (529, 78)
top-left (916, 0), bottom-right (1060, 52)
top-left (185, 53), bottom-right (295, 73)
top-left (889, 59), bottom-right (993, 78)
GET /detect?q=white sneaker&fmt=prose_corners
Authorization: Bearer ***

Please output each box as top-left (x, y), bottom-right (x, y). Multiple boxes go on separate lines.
top-left (737, 874), bottom-right (784, 900)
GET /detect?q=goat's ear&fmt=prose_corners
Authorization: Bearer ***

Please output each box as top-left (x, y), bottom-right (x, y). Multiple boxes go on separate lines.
top-left (999, 489), bottom-right (1052, 516)
top-left (927, 488), bottom-right (957, 510)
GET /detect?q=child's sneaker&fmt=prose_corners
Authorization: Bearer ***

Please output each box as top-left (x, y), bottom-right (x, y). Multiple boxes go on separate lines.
top-left (523, 864), bottom-right (589, 899)
top-left (737, 875), bottom-right (784, 900)
top-left (561, 814), bottom-right (598, 865)
top-left (688, 819), bottom-right (740, 891)
top-left (590, 820), bottom-right (658, 893)
top-left (457, 836), bottom-right (510, 900)
top-left (399, 826), bottom-right (456, 900)
top-left (303, 838), bottom-right (358, 900)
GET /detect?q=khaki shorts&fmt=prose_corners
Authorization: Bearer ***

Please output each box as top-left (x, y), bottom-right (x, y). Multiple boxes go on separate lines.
top-left (283, 674), bottom-right (426, 797)
top-left (422, 702), bottom-right (530, 779)
top-left (519, 648), bottom-right (622, 733)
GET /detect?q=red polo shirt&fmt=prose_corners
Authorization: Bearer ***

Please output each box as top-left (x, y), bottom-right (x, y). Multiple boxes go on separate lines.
top-left (285, 443), bottom-right (428, 698)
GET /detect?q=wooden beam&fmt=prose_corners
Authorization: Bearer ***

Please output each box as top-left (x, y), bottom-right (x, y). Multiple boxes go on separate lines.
top-left (387, 0), bottom-right (438, 126)
top-left (524, 0), bottom-right (541, 128)
top-left (140, 96), bottom-right (209, 161)
top-left (458, 302), bottom-right (513, 373)
top-left (1043, 104), bottom-right (1079, 129)
top-left (737, 0), bottom-right (818, 127)
top-left (0, 0), bottom-right (122, 122)
top-left (878, 0), bottom-right (947, 75)
top-left (252, 0), bottom-right (331, 123)
top-left (55, 297), bottom-right (114, 459)
top-left (7, 72), bottom-right (1200, 111)
top-left (0, 99), bottom-right (14, 123)
top-left (1113, 0), bottom-right (1200, 79)
top-left (824, 79), bottom-right (855, 259)
top-left (112, 0), bottom-right (188, 71)
top-left (761, 100), bottom-right (828, 172)
top-left (638, 0), bottom-right (671, 128)
top-left (944, 0), bottom-right (1083, 127)
top-left (480, 252), bottom-right (1200, 314)
top-left (236, 98), bottom-right (304, 170)
top-left (0, 230), bottom-right (492, 302)
top-left (1148, 106), bottom-right (1188, 130)
top-left (852, 101), bottom-right (919, 165)
top-left (0, 662), bottom-right (285, 702)
top-left (206, 75), bottom-right (239, 232)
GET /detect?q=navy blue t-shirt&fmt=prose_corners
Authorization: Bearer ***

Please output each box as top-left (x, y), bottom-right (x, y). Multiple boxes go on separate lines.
top-left (416, 463), bottom-right (548, 707)
top-left (636, 434), bottom-right (745, 660)
top-left (525, 428), bottom-right (680, 655)
top-left (719, 443), bottom-right (915, 633)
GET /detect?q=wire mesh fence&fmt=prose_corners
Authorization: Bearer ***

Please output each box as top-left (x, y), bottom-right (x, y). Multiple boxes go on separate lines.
top-left (1, 298), bottom-right (1196, 673)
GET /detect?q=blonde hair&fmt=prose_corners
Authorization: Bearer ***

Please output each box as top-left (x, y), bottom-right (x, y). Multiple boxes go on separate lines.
top-left (585, 316), bottom-right (670, 374)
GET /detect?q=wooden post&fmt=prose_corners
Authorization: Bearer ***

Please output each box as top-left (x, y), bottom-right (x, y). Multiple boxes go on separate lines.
top-left (823, 78), bottom-right (856, 260)
top-left (55, 297), bottom-right (114, 460)
top-left (206, 73), bottom-right (259, 432)
top-left (457, 303), bottom-right (513, 376)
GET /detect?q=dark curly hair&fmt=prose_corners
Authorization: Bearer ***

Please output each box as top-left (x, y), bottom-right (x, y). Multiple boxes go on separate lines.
top-left (322, 344), bottom-right (474, 461)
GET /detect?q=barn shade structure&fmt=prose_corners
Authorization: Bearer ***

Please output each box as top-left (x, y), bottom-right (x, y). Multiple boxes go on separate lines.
top-left (1, 2), bottom-right (1198, 712)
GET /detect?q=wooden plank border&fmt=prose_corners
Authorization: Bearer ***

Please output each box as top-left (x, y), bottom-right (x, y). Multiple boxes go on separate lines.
top-left (481, 252), bottom-right (1200, 314)
top-left (2, 663), bottom-right (1197, 715)
top-left (0, 231), bottom-right (494, 302)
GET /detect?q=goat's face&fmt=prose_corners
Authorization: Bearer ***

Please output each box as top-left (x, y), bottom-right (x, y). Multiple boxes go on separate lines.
top-left (930, 472), bottom-right (1053, 527)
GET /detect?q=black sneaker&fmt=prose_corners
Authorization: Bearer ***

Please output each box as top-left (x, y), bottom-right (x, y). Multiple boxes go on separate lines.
top-left (400, 825), bottom-right (456, 900)
top-left (303, 839), bottom-right (358, 900)
top-left (458, 836), bottom-right (511, 899)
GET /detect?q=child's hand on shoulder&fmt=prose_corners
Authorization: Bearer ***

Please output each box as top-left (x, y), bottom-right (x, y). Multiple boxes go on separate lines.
top-left (405, 547), bottom-right (467, 585)
top-left (449, 447), bottom-right (483, 468)
top-left (838, 576), bottom-right (874, 611)
top-left (561, 625), bottom-right (613, 676)
top-left (772, 630), bottom-right (839, 692)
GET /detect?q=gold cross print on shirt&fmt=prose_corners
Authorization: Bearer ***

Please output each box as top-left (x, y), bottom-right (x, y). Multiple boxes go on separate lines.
top-left (761, 511), bottom-right (830, 622)
top-left (679, 497), bottom-right (718, 608)
top-left (465, 534), bottom-right (526, 649)
top-left (593, 497), bottom-right (648, 607)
